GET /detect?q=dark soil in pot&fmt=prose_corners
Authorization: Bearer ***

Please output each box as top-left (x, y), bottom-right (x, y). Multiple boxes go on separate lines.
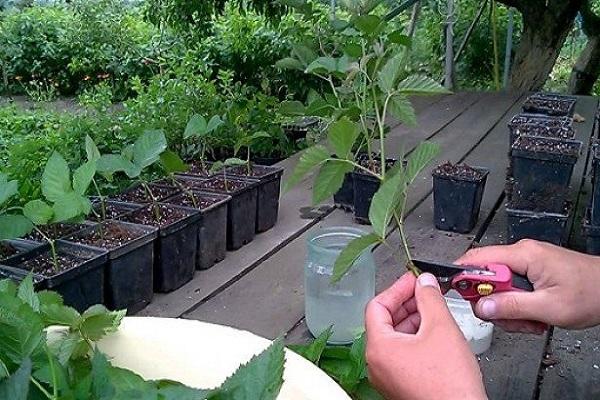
top-left (432, 163), bottom-right (489, 233)
top-left (164, 191), bottom-right (230, 270)
top-left (87, 201), bottom-right (140, 222)
top-left (508, 113), bottom-right (575, 149)
top-left (176, 160), bottom-right (214, 178)
top-left (112, 184), bottom-right (180, 204)
top-left (118, 203), bottom-right (200, 293)
top-left (509, 136), bottom-right (581, 213)
top-left (24, 222), bottom-right (91, 242)
top-left (2, 242), bottom-right (108, 312)
top-left (506, 202), bottom-right (571, 245)
top-left (64, 220), bottom-right (158, 314)
top-left (226, 164), bottom-right (283, 233)
top-left (189, 176), bottom-right (258, 250)
top-left (509, 113), bottom-right (573, 129)
top-left (0, 240), bottom-right (41, 260)
top-left (522, 94), bottom-right (577, 117)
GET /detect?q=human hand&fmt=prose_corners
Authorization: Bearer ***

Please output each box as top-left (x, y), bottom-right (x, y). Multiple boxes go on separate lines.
top-left (456, 239), bottom-right (600, 333)
top-left (365, 272), bottom-right (487, 400)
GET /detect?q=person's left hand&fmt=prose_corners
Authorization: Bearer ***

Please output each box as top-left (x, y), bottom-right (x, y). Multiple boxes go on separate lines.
top-left (365, 272), bottom-right (487, 400)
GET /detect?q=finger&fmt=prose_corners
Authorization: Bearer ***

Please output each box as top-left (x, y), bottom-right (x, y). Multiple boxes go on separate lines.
top-left (413, 273), bottom-right (455, 332)
top-left (395, 312), bottom-right (421, 334)
top-left (365, 274), bottom-right (417, 336)
top-left (491, 319), bottom-right (548, 335)
top-left (474, 291), bottom-right (550, 323)
top-left (375, 273), bottom-right (417, 313)
top-left (365, 299), bottom-right (395, 336)
top-left (390, 297), bottom-right (417, 326)
top-left (455, 243), bottom-right (534, 276)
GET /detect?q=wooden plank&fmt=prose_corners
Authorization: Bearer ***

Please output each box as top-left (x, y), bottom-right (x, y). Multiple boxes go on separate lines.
top-left (140, 93), bottom-right (477, 318)
top-left (185, 93), bottom-right (518, 338)
top-left (539, 326), bottom-right (600, 400)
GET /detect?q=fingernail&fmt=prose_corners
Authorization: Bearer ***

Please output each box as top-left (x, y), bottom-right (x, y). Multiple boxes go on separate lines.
top-left (479, 299), bottom-right (497, 319)
top-left (418, 273), bottom-right (439, 289)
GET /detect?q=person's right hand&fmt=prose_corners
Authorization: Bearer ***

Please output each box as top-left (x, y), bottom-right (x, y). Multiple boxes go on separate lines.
top-left (455, 239), bottom-right (600, 333)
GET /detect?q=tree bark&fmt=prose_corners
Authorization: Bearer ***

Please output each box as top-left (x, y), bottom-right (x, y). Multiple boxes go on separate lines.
top-left (568, 0), bottom-right (600, 95)
top-left (497, 0), bottom-right (584, 91)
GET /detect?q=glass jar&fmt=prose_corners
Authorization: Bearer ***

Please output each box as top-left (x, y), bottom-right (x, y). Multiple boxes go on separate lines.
top-left (305, 227), bottom-right (376, 345)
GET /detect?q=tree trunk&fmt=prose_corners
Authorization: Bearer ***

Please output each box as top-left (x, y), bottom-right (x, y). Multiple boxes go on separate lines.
top-left (497, 0), bottom-right (584, 91)
top-left (568, 0), bottom-right (600, 95)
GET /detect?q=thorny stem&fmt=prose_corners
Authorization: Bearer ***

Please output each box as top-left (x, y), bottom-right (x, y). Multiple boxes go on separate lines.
top-left (34, 227), bottom-right (58, 271)
top-left (141, 182), bottom-right (161, 221)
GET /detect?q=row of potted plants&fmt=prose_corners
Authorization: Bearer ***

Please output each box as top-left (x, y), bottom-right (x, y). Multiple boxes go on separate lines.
top-left (505, 93), bottom-right (581, 245)
top-left (0, 127), bottom-right (283, 313)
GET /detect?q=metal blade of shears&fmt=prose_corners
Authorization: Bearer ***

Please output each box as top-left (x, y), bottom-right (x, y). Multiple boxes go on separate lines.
top-left (412, 259), bottom-right (469, 293)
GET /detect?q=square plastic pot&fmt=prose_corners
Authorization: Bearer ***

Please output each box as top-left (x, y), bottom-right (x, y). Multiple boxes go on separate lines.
top-left (163, 191), bottom-right (231, 270)
top-left (23, 221), bottom-right (95, 243)
top-left (509, 137), bottom-right (581, 213)
top-left (226, 165), bottom-right (284, 233)
top-left (590, 143), bottom-right (600, 225)
top-left (522, 93), bottom-right (577, 117)
top-left (2, 241), bottom-right (108, 312)
top-left (508, 113), bottom-right (575, 150)
top-left (188, 176), bottom-right (259, 250)
top-left (334, 172), bottom-right (354, 211)
top-left (506, 204), bottom-right (571, 245)
top-left (0, 239), bottom-right (43, 262)
top-left (176, 161), bottom-right (215, 179)
top-left (432, 167), bottom-right (489, 233)
top-left (111, 183), bottom-right (181, 205)
top-left (352, 158), bottom-right (401, 225)
top-left (87, 200), bottom-right (141, 223)
top-left (582, 208), bottom-right (600, 255)
top-left (63, 220), bottom-right (158, 314)
top-left (118, 204), bottom-right (201, 293)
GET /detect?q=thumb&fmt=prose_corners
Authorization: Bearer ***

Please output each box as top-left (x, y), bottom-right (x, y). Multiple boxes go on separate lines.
top-left (415, 273), bottom-right (455, 331)
top-left (474, 291), bottom-right (547, 323)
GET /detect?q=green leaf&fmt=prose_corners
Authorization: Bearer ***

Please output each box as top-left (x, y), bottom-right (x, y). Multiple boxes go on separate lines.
top-left (327, 117), bottom-right (360, 159)
top-left (305, 99), bottom-right (334, 117)
top-left (223, 158), bottom-right (247, 168)
top-left (344, 43), bottom-right (362, 58)
top-left (80, 305), bottom-right (126, 341)
top-left (184, 115), bottom-right (208, 139)
top-left (0, 292), bottom-right (45, 364)
top-left (23, 200), bottom-right (53, 226)
top-left (160, 150), bottom-right (188, 174)
top-left (275, 57), bottom-right (304, 71)
top-left (0, 173), bottom-right (18, 207)
top-left (73, 160), bottom-right (97, 195)
top-left (17, 275), bottom-right (39, 312)
top-left (97, 154), bottom-right (141, 179)
top-left (377, 53), bottom-right (403, 93)
top-left (389, 95), bottom-right (417, 127)
top-left (85, 135), bottom-right (101, 162)
top-left (206, 115), bottom-right (224, 133)
top-left (291, 44), bottom-right (317, 67)
top-left (40, 302), bottom-right (80, 328)
top-left (279, 101), bottom-right (305, 116)
top-left (0, 358), bottom-right (31, 400)
top-left (0, 215), bottom-right (33, 239)
top-left (210, 339), bottom-right (285, 400)
top-left (368, 170), bottom-right (405, 238)
top-left (284, 145), bottom-right (329, 191)
top-left (133, 130), bottom-right (168, 169)
top-left (306, 56), bottom-right (338, 74)
top-left (354, 15), bottom-right (382, 35)
top-left (388, 31), bottom-right (411, 46)
top-left (397, 75), bottom-right (451, 96)
top-left (41, 152), bottom-right (71, 202)
top-left (288, 326), bottom-right (332, 364)
top-left (405, 142), bottom-right (440, 185)
top-left (51, 192), bottom-right (88, 222)
top-left (209, 161), bottom-right (225, 175)
top-left (313, 160), bottom-right (353, 205)
top-left (156, 380), bottom-right (211, 400)
top-left (332, 234), bottom-right (380, 283)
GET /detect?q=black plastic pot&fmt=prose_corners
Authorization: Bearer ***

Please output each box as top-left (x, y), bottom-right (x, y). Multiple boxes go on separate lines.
top-left (164, 191), bottom-right (231, 270)
top-left (24, 221), bottom-right (95, 243)
top-left (177, 161), bottom-right (215, 179)
top-left (252, 156), bottom-right (285, 166)
top-left (111, 183), bottom-right (180, 204)
top-left (334, 172), bottom-right (354, 211)
top-left (506, 204), bottom-right (571, 245)
top-left (283, 117), bottom-right (320, 141)
top-left (87, 200), bottom-right (141, 223)
top-left (189, 176), bottom-right (258, 250)
top-left (522, 93), bottom-right (577, 117)
top-left (432, 167), bottom-right (489, 233)
top-left (2, 241), bottom-right (108, 312)
top-left (508, 114), bottom-right (575, 150)
top-left (63, 220), bottom-right (158, 314)
top-left (510, 136), bottom-right (582, 213)
top-left (590, 142), bottom-right (600, 225)
top-left (352, 157), bottom-right (400, 224)
top-left (118, 204), bottom-right (201, 293)
top-left (0, 239), bottom-right (43, 262)
top-left (226, 165), bottom-right (284, 233)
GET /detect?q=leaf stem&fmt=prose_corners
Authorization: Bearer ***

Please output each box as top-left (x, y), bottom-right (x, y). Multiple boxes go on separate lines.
top-left (45, 347), bottom-right (58, 399)
top-left (141, 182), bottom-right (161, 221)
top-left (34, 226), bottom-right (58, 270)
top-left (31, 376), bottom-right (53, 400)
top-left (92, 178), bottom-right (106, 221)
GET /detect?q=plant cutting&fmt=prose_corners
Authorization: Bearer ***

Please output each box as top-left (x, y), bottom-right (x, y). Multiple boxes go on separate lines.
top-left (181, 113), bottom-right (224, 177)
top-left (280, 0), bottom-right (449, 224)
top-left (432, 162), bottom-right (489, 234)
top-left (0, 277), bottom-right (287, 400)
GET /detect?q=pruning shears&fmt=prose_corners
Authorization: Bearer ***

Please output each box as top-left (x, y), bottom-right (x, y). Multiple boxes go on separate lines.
top-left (412, 259), bottom-right (534, 301)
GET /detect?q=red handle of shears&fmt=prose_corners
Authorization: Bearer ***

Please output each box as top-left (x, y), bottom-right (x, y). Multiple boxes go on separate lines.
top-left (452, 263), bottom-right (533, 301)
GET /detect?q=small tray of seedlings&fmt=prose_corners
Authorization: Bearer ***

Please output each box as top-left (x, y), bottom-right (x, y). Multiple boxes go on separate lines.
top-left (1, 241), bottom-right (108, 312)
top-left (509, 113), bottom-right (573, 128)
top-left (510, 136), bottom-right (582, 213)
top-left (63, 220), bottom-right (158, 314)
top-left (226, 164), bottom-right (284, 233)
top-left (111, 184), bottom-right (181, 204)
top-left (117, 203), bottom-right (200, 293)
top-left (506, 202), bottom-right (571, 245)
top-left (186, 175), bottom-right (258, 251)
top-left (163, 191), bottom-right (230, 270)
top-left (508, 113), bottom-right (575, 149)
top-left (432, 162), bottom-right (489, 233)
top-left (352, 156), bottom-right (401, 224)
top-left (522, 93), bottom-right (577, 117)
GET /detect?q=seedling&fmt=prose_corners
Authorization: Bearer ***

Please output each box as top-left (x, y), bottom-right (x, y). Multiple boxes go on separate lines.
top-left (232, 131), bottom-right (272, 175)
top-left (0, 173), bottom-right (34, 240)
top-left (158, 149), bottom-right (199, 208)
top-left (209, 158), bottom-right (248, 192)
top-left (183, 114), bottom-right (224, 173)
top-left (22, 152), bottom-right (96, 268)
top-left (97, 130), bottom-right (168, 221)
top-left (84, 135), bottom-right (108, 221)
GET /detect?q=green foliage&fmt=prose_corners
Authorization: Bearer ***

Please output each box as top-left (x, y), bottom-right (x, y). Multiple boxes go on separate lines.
top-left (0, 278), bottom-right (287, 399)
top-left (0, 173), bottom-right (33, 240)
